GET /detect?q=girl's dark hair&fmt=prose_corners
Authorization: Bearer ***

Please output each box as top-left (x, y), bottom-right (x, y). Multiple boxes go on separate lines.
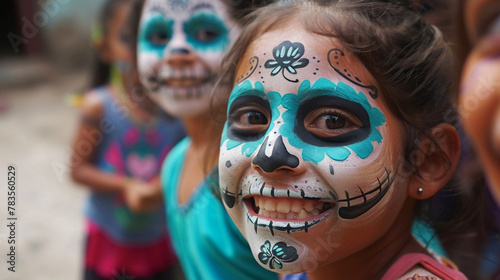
top-left (90, 0), bottom-right (132, 88)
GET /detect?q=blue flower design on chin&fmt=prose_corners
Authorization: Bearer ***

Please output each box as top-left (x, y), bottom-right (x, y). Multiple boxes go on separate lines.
top-left (280, 78), bottom-right (386, 164)
top-left (264, 41), bottom-right (309, 83)
top-left (258, 240), bottom-right (299, 270)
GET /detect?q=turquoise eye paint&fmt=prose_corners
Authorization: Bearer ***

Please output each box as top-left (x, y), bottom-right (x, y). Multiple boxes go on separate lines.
top-left (221, 80), bottom-right (282, 157)
top-left (280, 78), bottom-right (385, 164)
top-left (138, 14), bottom-right (173, 57)
top-left (183, 12), bottom-right (229, 52)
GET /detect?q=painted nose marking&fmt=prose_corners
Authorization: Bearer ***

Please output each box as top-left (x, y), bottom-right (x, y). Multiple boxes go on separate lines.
top-left (252, 136), bottom-right (299, 172)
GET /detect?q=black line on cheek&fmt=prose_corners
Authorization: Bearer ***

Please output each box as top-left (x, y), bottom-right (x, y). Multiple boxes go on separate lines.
top-left (329, 165), bottom-right (334, 175)
top-left (221, 187), bottom-right (236, 208)
top-left (295, 95), bottom-right (371, 147)
top-left (327, 48), bottom-right (378, 99)
top-left (338, 169), bottom-right (394, 219)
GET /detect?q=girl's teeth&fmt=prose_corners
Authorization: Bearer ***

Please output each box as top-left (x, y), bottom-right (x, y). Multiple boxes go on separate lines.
top-left (304, 200), bottom-right (315, 212)
top-left (277, 200), bottom-right (291, 214)
top-left (265, 199), bottom-right (276, 211)
top-left (254, 196), bottom-right (333, 220)
top-left (298, 209), bottom-right (309, 219)
top-left (291, 201), bottom-right (302, 213)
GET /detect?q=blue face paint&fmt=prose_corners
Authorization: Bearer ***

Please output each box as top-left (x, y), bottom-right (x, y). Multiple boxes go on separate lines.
top-left (184, 12), bottom-right (229, 52)
top-left (280, 78), bottom-right (385, 164)
top-left (138, 14), bottom-right (173, 57)
top-left (221, 80), bottom-right (282, 156)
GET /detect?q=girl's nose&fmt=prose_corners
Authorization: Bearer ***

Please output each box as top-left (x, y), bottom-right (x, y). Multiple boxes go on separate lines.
top-left (165, 48), bottom-right (196, 67)
top-left (252, 135), bottom-right (304, 174)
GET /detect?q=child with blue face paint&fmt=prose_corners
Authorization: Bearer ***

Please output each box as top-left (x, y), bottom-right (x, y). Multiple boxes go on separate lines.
top-left (70, 0), bottom-right (185, 279)
top-left (213, 0), bottom-right (471, 279)
top-left (132, 0), bottom-right (279, 279)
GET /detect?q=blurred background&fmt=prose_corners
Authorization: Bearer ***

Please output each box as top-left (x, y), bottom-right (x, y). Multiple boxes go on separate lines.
top-left (0, 1), bottom-right (106, 279)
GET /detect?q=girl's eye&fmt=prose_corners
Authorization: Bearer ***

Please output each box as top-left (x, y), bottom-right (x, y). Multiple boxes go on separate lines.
top-left (194, 29), bottom-right (220, 43)
top-left (228, 104), bottom-right (270, 137)
top-left (239, 111), bottom-right (268, 125)
top-left (305, 108), bottom-right (362, 138)
top-left (149, 32), bottom-right (169, 46)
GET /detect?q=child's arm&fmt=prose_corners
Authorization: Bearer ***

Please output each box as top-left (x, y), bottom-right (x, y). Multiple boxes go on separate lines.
top-left (70, 92), bottom-right (126, 193)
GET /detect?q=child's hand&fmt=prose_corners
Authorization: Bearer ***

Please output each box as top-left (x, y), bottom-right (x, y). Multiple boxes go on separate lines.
top-left (123, 178), bottom-right (163, 213)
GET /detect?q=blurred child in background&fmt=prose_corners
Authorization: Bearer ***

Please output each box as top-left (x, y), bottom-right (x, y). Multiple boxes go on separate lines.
top-left (448, 0), bottom-right (500, 278)
top-left (70, 0), bottom-right (185, 279)
top-left (131, 0), bottom-right (278, 279)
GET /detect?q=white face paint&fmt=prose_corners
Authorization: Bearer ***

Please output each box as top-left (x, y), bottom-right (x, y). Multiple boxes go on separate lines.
top-left (138, 0), bottom-right (236, 117)
top-left (219, 22), bottom-right (411, 274)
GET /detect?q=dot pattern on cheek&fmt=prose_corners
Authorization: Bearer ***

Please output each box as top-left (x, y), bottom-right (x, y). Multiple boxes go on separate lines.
top-left (327, 48), bottom-right (379, 99)
top-left (279, 78), bottom-right (385, 164)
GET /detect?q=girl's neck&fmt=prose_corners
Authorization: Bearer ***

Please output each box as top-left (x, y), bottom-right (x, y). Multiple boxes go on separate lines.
top-left (182, 113), bottom-right (212, 148)
top-left (307, 198), bottom-right (419, 280)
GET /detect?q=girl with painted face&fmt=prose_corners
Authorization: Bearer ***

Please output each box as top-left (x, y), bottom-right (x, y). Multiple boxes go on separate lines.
top-left (133, 0), bottom-right (279, 279)
top-left (215, 0), bottom-right (469, 279)
top-left (70, 0), bottom-right (186, 279)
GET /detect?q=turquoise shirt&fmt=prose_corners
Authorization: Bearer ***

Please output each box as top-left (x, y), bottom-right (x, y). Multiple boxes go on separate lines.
top-left (162, 137), bottom-right (278, 280)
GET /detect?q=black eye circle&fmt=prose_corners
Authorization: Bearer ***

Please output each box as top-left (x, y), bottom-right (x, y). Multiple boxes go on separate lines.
top-left (227, 100), bottom-right (271, 142)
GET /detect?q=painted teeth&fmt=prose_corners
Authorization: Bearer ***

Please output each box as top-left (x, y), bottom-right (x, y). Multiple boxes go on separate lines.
top-left (254, 197), bottom-right (331, 220)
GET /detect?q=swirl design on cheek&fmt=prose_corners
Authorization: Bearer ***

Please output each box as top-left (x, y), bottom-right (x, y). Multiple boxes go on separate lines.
top-left (280, 78), bottom-right (385, 164)
top-left (236, 56), bottom-right (259, 84)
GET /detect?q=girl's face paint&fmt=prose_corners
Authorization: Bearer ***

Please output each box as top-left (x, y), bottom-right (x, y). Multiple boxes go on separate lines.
top-left (138, 0), bottom-right (236, 117)
top-left (219, 23), bottom-right (411, 273)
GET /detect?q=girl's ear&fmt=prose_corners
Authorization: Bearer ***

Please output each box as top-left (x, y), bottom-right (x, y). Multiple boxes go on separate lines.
top-left (407, 123), bottom-right (461, 199)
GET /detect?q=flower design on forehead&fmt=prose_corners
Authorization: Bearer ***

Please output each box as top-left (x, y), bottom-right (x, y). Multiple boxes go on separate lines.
top-left (264, 41), bottom-right (309, 83)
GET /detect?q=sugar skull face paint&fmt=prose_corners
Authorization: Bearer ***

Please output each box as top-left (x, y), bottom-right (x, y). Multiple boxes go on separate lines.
top-left (138, 0), bottom-right (235, 117)
top-left (219, 22), bottom-right (412, 273)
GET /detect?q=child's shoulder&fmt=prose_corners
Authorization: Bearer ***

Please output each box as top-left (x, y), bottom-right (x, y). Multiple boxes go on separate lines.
top-left (382, 253), bottom-right (467, 280)
top-left (79, 88), bottom-right (108, 119)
